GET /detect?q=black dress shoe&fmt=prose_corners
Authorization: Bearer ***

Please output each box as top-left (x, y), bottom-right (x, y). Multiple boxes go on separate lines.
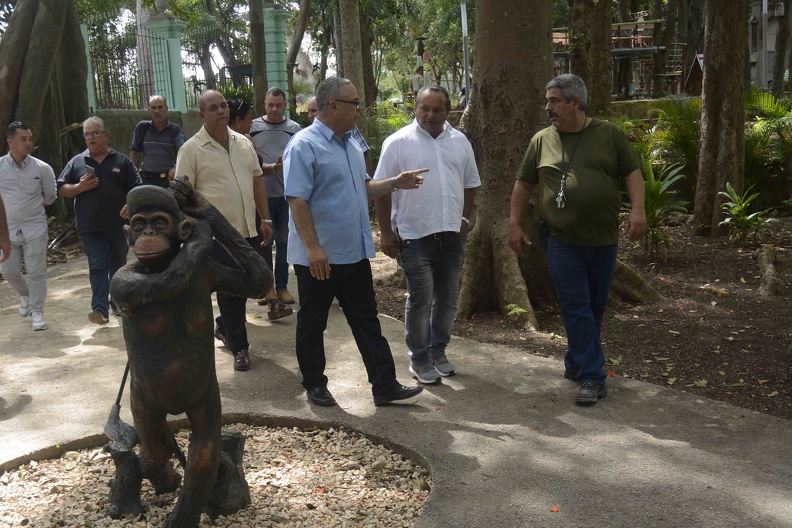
top-left (374, 383), bottom-right (423, 406)
top-left (306, 386), bottom-right (337, 407)
top-left (214, 328), bottom-right (228, 347)
top-left (233, 349), bottom-right (251, 371)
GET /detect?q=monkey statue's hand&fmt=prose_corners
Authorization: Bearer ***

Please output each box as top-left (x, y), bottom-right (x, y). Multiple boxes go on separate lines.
top-left (170, 175), bottom-right (212, 219)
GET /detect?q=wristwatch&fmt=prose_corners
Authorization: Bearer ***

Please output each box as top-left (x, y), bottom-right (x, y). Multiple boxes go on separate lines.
top-left (261, 219), bottom-right (273, 224)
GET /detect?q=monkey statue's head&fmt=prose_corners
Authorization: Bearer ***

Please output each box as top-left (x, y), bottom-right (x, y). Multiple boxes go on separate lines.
top-left (125, 186), bottom-right (193, 272)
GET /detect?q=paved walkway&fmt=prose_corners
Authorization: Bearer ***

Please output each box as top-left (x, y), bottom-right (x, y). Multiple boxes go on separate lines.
top-left (1, 256), bottom-right (791, 527)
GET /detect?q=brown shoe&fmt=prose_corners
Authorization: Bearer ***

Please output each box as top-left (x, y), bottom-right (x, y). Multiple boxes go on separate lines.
top-left (88, 310), bottom-right (109, 325)
top-left (277, 289), bottom-right (295, 304)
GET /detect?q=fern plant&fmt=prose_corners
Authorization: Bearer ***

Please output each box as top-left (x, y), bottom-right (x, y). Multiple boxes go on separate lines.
top-left (718, 182), bottom-right (771, 245)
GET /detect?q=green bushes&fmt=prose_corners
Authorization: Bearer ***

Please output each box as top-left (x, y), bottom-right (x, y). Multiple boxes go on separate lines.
top-left (718, 183), bottom-right (771, 245)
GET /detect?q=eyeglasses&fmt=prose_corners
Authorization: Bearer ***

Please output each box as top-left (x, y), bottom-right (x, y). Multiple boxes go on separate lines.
top-left (83, 131), bottom-right (105, 138)
top-left (333, 99), bottom-right (361, 110)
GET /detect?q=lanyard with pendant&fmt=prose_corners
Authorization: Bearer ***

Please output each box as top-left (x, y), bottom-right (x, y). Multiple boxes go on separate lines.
top-left (556, 118), bottom-right (588, 209)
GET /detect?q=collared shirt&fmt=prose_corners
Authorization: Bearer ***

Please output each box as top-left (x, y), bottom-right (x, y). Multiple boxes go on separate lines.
top-left (373, 119), bottom-right (480, 240)
top-left (283, 118), bottom-right (374, 266)
top-left (175, 126), bottom-right (263, 238)
top-left (128, 120), bottom-right (186, 174)
top-left (57, 149), bottom-right (141, 234)
top-left (250, 116), bottom-right (302, 198)
top-left (350, 127), bottom-right (370, 154)
top-left (0, 154), bottom-right (57, 240)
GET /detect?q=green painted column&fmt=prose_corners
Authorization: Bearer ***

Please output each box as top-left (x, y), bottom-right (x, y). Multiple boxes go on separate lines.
top-left (145, 16), bottom-right (189, 112)
top-left (263, 4), bottom-right (290, 113)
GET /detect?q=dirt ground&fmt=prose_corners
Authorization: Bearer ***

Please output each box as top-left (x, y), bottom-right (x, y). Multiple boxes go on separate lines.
top-left (370, 217), bottom-right (792, 421)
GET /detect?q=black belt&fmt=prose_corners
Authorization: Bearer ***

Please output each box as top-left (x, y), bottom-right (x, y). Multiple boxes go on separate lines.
top-left (418, 231), bottom-right (457, 240)
top-left (141, 170), bottom-right (167, 180)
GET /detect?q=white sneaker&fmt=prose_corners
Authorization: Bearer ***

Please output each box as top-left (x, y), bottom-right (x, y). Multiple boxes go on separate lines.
top-left (19, 296), bottom-right (29, 317)
top-left (31, 311), bottom-right (47, 331)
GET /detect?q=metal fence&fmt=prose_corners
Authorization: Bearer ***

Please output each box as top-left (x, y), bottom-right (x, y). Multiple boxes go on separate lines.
top-left (86, 16), bottom-right (169, 110)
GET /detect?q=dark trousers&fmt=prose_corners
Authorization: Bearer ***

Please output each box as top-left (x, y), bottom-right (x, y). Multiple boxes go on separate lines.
top-left (295, 259), bottom-right (398, 396)
top-left (545, 234), bottom-right (617, 384)
top-left (210, 237), bottom-right (259, 353)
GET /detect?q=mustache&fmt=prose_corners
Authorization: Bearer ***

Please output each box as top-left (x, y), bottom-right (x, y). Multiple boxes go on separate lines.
top-left (547, 112), bottom-right (558, 119)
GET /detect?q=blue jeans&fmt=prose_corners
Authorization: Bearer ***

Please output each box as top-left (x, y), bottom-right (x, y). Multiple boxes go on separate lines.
top-left (80, 230), bottom-right (129, 317)
top-left (545, 234), bottom-right (617, 384)
top-left (397, 232), bottom-right (464, 365)
top-left (263, 197), bottom-right (290, 292)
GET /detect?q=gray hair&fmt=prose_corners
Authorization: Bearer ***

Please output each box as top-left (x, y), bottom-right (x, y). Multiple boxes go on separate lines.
top-left (416, 84), bottom-right (450, 108)
top-left (546, 74), bottom-right (588, 111)
top-left (82, 116), bottom-right (106, 131)
top-left (315, 77), bottom-right (352, 111)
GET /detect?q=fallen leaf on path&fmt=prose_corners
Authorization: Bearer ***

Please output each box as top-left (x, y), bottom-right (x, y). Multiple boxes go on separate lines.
top-left (693, 379), bottom-right (708, 387)
top-left (550, 506), bottom-right (560, 513)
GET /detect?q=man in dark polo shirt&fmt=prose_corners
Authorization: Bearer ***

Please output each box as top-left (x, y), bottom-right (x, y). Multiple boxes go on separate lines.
top-left (58, 116), bottom-right (141, 325)
top-left (129, 95), bottom-right (186, 188)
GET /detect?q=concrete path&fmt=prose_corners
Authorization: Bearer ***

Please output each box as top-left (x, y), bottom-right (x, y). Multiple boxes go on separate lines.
top-left (1, 256), bottom-right (791, 527)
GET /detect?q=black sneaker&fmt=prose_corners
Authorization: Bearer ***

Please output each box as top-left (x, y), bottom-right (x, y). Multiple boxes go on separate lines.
top-left (214, 328), bottom-right (228, 347)
top-left (575, 382), bottom-right (607, 404)
top-left (374, 384), bottom-right (423, 406)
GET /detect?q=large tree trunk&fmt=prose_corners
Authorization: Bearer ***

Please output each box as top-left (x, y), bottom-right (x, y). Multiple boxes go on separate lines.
top-left (567, 0), bottom-right (611, 116)
top-left (693, 0), bottom-right (747, 235)
top-left (250, 0), bottom-right (268, 116)
top-left (339, 0), bottom-right (365, 128)
top-left (0, 0), bottom-right (88, 221)
top-left (360, 10), bottom-right (377, 107)
top-left (333, 5), bottom-right (343, 78)
top-left (771, 0), bottom-right (792, 98)
top-left (680, 0), bottom-right (705, 54)
top-left (0, 0), bottom-right (40, 129)
top-left (456, 0), bottom-right (556, 328)
top-left (286, 0), bottom-right (311, 114)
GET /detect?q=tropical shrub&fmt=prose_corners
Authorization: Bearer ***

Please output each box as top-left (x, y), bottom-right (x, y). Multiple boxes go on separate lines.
top-left (633, 158), bottom-right (688, 262)
top-left (718, 182), bottom-right (771, 245)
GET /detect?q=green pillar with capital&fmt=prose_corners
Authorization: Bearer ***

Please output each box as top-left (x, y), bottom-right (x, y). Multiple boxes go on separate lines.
top-left (144, 16), bottom-right (189, 112)
top-left (263, 3), bottom-right (291, 113)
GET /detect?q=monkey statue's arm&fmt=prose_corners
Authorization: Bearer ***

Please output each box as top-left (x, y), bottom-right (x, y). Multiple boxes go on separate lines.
top-left (111, 217), bottom-right (213, 309)
top-left (170, 176), bottom-right (272, 300)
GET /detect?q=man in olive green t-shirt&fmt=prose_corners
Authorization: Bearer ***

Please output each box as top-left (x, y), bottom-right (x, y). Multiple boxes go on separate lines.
top-left (508, 74), bottom-right (646, 406)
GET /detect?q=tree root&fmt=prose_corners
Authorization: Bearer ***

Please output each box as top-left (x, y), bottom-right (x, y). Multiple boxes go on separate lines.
top-left (756, 245), bottom-right (784, 295)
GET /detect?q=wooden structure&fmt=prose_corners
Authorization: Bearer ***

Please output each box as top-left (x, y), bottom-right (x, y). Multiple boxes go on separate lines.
top-left (553, 17), bottom-right (686, 96)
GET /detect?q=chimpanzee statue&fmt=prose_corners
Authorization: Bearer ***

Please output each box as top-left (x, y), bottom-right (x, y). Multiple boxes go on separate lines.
top-left (109, 176), bottom-right (271, 527)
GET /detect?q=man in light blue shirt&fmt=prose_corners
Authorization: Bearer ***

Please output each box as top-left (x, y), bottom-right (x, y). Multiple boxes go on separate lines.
top-left (284, 76), bottom-right (426, 407)
top-left (0, 122), bottom-right (57, 330)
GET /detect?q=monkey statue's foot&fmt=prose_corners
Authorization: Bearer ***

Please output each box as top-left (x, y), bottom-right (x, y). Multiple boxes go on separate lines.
top-left (149, 464), bottom-right (182, 495)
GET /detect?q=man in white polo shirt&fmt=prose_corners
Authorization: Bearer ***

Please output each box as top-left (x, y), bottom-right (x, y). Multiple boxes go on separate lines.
top-left (374, 85), bottom-right (480, 384)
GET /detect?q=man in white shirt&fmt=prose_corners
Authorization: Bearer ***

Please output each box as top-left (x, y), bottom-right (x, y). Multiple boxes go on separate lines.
top-left (374, 85), bottom-right (480, 383)
top-left (0, 121), bottom-right (57, 330)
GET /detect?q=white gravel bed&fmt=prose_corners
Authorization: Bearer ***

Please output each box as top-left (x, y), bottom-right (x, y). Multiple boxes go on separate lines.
top-left (0, 424), bottom-right (430, 527)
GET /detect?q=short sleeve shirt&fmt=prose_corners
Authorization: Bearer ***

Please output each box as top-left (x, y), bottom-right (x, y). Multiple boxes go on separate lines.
top-left (517, 119), bottom-right (640, 246)
top-left (128, 120), bottom-right (186, 174)
top-left (283, 119), bottom-right (374, 266)
top-left (175, 126), bottom-right (263, 238)
top-left (250, 117), bottom-right (302, 198)
top-left (373, 120), bottom-right (480, 240)
top-left (57, 149), bottom-right (141, 234)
